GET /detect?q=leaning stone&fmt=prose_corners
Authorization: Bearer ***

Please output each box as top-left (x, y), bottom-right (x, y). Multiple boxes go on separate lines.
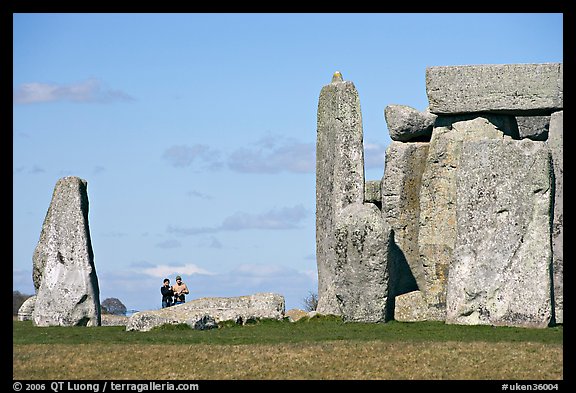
top-left (126, 293), bottom-right (285, 332)
top-left (548, 110), bottom-right (563, 324)
top-left (32, 176), bottom-right (101, 327)
top-left (333, 203), bottom-right (391, 322)
top-left (516, 115), bottom-right (550, 141)
top-left (394, 291), bottom-right (428, 322)
top-left (446, 138), bottom-right (552, 328)
top-left (17, 295), bottom-right (36, 321)
top-left (384, 105), bottom-right (436, 142)
top-left (426, 63), bottom-right (563, 115)
top-left (316, 72), bottom-right (365, 316)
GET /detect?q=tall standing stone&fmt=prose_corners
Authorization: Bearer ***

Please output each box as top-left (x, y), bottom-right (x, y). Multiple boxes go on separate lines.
top-left (32, 176), bottom-right (101, 326)
top-left (446, 137), bottom-right (553, 328)
top-left (418, 115), bottom-right (518, 320)
top-left (548, 110), bottom-right (563, 324)
top-left (316, 72), bottom-right (366, 315)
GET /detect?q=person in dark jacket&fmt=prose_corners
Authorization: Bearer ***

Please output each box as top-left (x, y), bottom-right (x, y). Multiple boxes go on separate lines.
top-left (161, 278), bottom-right (174, 308)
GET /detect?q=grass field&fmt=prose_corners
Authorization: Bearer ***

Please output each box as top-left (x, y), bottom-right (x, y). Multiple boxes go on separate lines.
top-left (13, 316), bottom-right (563, 380)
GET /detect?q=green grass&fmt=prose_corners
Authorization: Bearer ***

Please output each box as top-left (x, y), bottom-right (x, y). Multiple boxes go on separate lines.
top-left (13, 315), bottom-right (563, 346)
top-left (13, 317), bottom-right (563, 379)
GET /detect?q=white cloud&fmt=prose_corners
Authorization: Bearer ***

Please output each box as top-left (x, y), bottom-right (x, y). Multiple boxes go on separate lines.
top-left (141, 263), bottom-right (214, 278)
top-left (162, 144), bottom-right (223, 170)
top-left (13, 78), bottom-right (135, 104)
top-left (364, 142), bottom-right (387, 169)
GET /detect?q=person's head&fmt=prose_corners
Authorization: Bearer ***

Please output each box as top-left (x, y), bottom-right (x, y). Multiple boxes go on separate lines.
top-left (163, 278), bottom-right (170, 285)
top-left (175, 275), bottom-right (182, 283)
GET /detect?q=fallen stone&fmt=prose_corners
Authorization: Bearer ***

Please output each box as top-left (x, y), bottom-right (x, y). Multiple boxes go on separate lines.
top-left (126, 292), bottom-right (285, 332)
top-left (426, 63), bottom-right (563, 115)
top-left (285, 308), bottom-right (309, 322)
top-left (17, 295), bottom-right (36, 321)
top-left (394, 291), bottom-right (428, 322)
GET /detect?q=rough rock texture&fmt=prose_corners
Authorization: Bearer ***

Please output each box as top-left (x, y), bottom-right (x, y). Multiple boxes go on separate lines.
top-left (17, 295), bottom-right (36, 321)
top-left (100, 314), bottom-right (130, 326)
top-left (32, 176), bottom-right (101, 327)
top-left (418, 115), bottom-right (518, 320)
top-left (446, 138), bottom-right (552, 328)
top-left (394, 291), bottom-right (428, 322)
top-left (316, 72), bottom-right (365, 315)
top-left (516, 115), bottom-right (550, 141)
top-left (364, 180), bottom-right (381, 206)
top-left (126, 293), bottom-right (285, 332)
top-left (381, 141), bottom-right (429, 293)
top-left (285, 308), bottom-right (309, 322)
top-left (333, 203), bottom-right (391, 322)
top-left (548, 110), bottom-right (563, 324)
top-left (426, 63), bottom-right (563, 115)
top-left (384, 105), bottom-right (436, 142)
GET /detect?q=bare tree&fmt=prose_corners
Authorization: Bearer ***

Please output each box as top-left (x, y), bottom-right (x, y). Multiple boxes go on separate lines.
top-left (302, 291), bottom-right (318, 312)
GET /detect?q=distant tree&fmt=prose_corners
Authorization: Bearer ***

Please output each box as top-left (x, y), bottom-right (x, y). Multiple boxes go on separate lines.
top-left (302, 291), bottom-right (318, 312)
top-left (101, 297), bottom-right (127, 316)
top-left (13, 291), bottom-right (33, 316)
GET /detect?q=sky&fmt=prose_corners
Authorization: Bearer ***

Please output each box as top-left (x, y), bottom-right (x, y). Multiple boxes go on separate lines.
top-left (12, 13), bottom-right (563, 313)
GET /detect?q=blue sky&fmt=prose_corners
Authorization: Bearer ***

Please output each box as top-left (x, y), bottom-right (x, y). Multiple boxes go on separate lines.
top-left (13, 13), bottom-right (563, 313)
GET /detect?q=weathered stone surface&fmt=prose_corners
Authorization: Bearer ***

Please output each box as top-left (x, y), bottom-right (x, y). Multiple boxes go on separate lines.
top-left (548, 110), bottom-right (563, 324)
top-left (100, 314), bottom-right (129, 326)
top-left (17, 295), bottom-right (36, 321)
top-left (32, 176), bottom-right (101, 327)
top-left (384, 105), bottom-right (436, 142)
top-left (426, 63), bottom-right (563, 115)
top-left (333, 203), bottom-right (391, 322)
top-left (418, 115), bottom-right (518, 320)
top-left (516, 115), bottom-right (550, 141)
top-left (394, 291), bottom-right (428, 322)
top-left (446, 138), bottom-right (552, 328)
top-left (126, 293), bottom-right (285, 332)
top-left (381, 141), bottom-right (429, 293)
top-left (285, 308), bottom-right (309, 322)
top-left (316, 72), bottom-right (365, 315)
top-left (364, 180), bottom-right (381, 206)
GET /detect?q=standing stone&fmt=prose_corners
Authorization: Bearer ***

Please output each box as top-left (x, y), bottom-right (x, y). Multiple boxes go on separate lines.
top-left (418, 115), bottom-right (518, 320)
top-left (333, 203), bottom-right (391, 322)
top-left (548, 110), bottom-right (563, 324)
top-left (316, 72), bottom-right (365, 315)
top-left (426, 63), bottom-right (563, 115)
top-left (32, 176), bottom-right (101, 326)
top-left (446, 138), bottom-right (552, 328)
top-left (381, 141), bottom-right (429, 294)
top-left (17, 295), bottom-right (36, 321)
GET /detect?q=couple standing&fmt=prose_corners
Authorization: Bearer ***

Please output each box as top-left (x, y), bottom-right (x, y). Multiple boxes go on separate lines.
top-left (161, 275), bottom-right (190, 308)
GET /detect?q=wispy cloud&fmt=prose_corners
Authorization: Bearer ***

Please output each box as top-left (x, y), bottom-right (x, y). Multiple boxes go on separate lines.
top-left (227, 135), bottom-right (315, 174)
top-left (167, 204), bottom-right (309, 236)
top-left (155, 239), bottom-right (181, 249)
top-left (186, 190), bottom-right (213, 200)
top-left (162, 144), bottom-right (224, 170)
top-left (13, 78), bottom-right (135, 105)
